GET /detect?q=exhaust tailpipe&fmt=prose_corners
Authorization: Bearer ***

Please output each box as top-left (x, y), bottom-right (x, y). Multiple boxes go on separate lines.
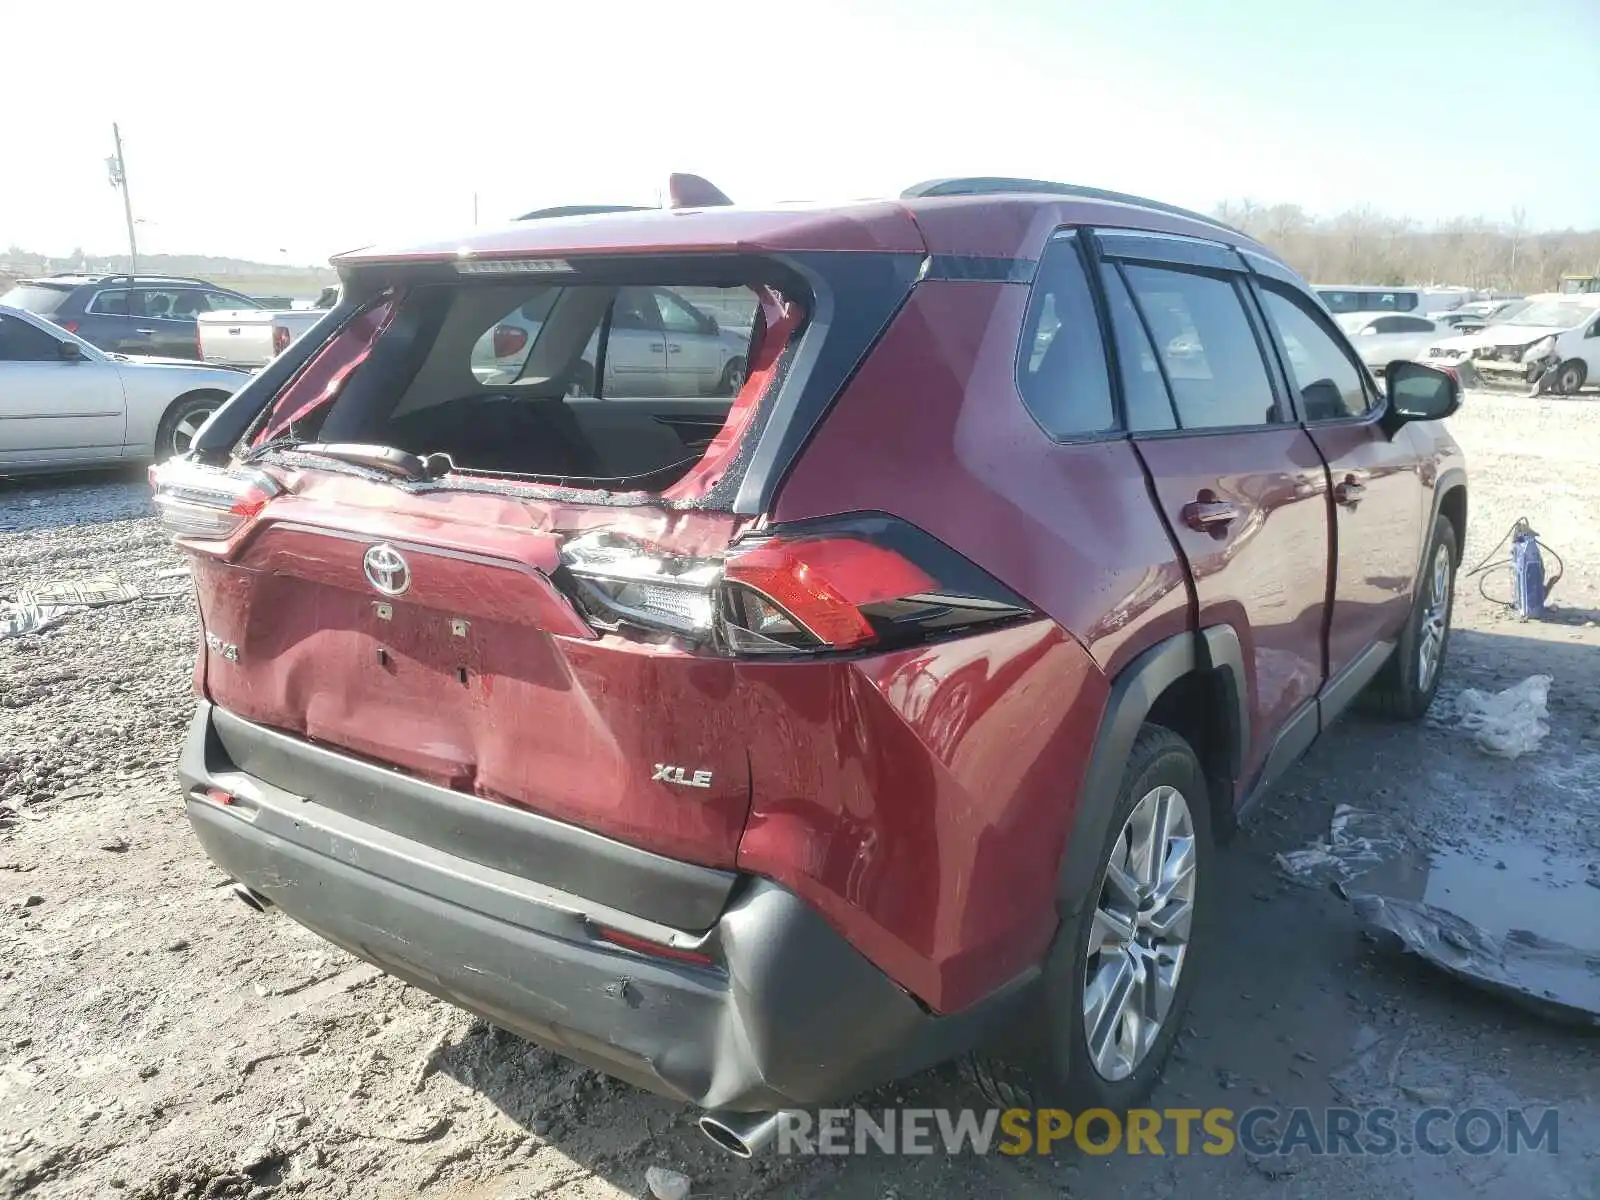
top-left (230, 882), bottom-right (273, 913)
top-left (697, 1110), bottom-right (794, 1158)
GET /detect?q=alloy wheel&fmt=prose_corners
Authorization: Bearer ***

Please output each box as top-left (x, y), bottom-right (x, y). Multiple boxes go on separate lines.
top-left (1082, 783), bottom-right (1197, 1082)
top-left (171, 406), bottom-right (215, 457)
top-left (1418, 542), bottom-right (1452, 691)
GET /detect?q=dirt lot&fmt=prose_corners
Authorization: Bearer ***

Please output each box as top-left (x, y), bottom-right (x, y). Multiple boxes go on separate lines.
top-left (2, 393), bottom-right (1598, 1200)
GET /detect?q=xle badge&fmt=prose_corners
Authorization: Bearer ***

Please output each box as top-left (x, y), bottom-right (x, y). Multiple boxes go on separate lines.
top-left (652, 764), bottom-right (713, 789)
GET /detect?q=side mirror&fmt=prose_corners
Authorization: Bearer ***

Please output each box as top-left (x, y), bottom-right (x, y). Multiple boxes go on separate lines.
top-left (58, 341), bottom-right (83, 362)
top-left (702, 314), bottom-right (719, 336)
top-left (1383, 361), bottom-right (1460, 429)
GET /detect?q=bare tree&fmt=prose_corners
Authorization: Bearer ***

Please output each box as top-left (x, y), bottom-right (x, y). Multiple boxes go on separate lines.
top-left (1217, 200), bottom-right (1597, 293)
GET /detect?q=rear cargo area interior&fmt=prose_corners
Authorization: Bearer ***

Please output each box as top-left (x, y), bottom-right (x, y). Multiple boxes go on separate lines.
top-left (303, 279), bottom-right (784, 489)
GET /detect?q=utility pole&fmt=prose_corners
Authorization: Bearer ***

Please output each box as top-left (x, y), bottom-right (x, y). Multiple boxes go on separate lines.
top-left (107, 123), bottom-right (138, 274)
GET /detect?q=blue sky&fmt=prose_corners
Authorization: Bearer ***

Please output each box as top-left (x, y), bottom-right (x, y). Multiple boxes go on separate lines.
top-left (2, 0), bottom-right (1596, 262)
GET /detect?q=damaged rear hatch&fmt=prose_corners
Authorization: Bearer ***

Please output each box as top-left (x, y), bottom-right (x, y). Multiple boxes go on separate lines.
top-left (154, 228), bottom-right (926, 869)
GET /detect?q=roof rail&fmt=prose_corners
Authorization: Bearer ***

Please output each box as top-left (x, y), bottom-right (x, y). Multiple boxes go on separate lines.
top-left (92, 274), bottom-right (220, 288)
top-left (515, 204), bottom-right (651, 221)
top-left (900, 177), bottom-right (1246, 238)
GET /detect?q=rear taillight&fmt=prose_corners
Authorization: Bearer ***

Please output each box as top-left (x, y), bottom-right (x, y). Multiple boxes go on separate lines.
top-left (559, 516), bottom-right (1032, 656)
top-left (272, 324), bottom-right (292, 356)
top-left (149, 459), bottom-right (282, 542)
top-left (491, 324), bottom-right (528, 358)
top-left (61, 320), bottom-right (80, 335)
top-left (723, 536), bottom-right (934, 650)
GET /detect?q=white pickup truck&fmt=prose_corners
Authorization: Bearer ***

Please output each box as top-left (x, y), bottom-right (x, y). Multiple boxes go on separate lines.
top-left (197, 286), bottom-right (339, 370)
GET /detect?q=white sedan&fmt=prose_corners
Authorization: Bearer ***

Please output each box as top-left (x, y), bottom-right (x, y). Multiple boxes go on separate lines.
top-left (1334, 312), bottom-right (1450, 376)
top-left (1, 305), bottom-right (247, 474)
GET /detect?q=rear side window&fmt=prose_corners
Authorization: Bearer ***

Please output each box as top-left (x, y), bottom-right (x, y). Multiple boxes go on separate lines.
top-left (133, 289), bottom-right (190, 319)
top-left (1017, 234), bottom-right (1115, 437)
top-left (654, 289), bottom-right (711, 335)
top-left (87, 289), bottom-right (130, 315)
top-left (1121, 265), bottom-right (1279, 429)
top-left (1259, 286), bottom-right (1373, 421)
top-left (0, 285), bottom-right (72, 316)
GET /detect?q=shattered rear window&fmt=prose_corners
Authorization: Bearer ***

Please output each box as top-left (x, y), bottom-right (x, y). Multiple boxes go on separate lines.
top-left (258, 276), bottom-right (803, 504)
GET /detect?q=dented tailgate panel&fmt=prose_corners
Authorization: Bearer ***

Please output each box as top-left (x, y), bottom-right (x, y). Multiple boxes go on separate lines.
top-left (187, 472), bottom-right (755, 868)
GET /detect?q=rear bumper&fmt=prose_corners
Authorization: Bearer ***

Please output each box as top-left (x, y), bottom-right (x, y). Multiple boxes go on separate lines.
top-left (179, 702), bottom-right (1029, 1111)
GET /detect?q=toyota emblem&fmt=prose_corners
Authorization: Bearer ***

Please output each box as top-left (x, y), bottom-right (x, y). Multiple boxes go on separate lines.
top-left (363, 543), bottom-right (411, 596)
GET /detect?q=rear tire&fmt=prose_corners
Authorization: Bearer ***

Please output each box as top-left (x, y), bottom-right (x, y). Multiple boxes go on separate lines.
top-left (719, 357), bottom-right (747, 396)
top-left (1362, 513), bottom-right (1457, 720)
top-left (154, 391), bottom-right (227, 461)
top-left (962, 725), bottom-right (1212, 1113)
top-left (1556, 360), bottom-right (1587, 396)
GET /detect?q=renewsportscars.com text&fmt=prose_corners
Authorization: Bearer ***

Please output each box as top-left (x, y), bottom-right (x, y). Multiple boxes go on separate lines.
top-left (774, 1107), bottom-right (1561, 1157)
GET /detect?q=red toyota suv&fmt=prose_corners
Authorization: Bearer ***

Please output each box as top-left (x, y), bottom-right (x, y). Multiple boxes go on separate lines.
top-left (153, 176), bottom-right (1466, 1157)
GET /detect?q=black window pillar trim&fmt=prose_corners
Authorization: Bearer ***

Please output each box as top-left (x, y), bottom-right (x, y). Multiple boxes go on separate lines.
top-left (1107, 258), bottom-right (1183, 432)
top-left (731, 251), bottom-right (926, 516)
top-left (1230, 273), bottom-right (1297, 425)
top-left (1072, 229), bottom-right (1131, 434)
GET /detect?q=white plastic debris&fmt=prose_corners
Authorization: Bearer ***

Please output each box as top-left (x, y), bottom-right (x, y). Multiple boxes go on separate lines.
top-left (646, 1166), bottom-right (692, 1200)
top-left (1275, 804), bottom-right (1397, 884)
top-left (0, 579), bottom-right (146, 639)
top-left (1449, 675), bottom-right (1552, 759)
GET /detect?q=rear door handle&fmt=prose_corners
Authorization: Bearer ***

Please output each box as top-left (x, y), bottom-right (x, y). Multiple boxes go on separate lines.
top-left (667, 343), bottom-right (682, 354)
top-left (1181, 499), bottom-right (1239, 532)
top-left (135, 328), bottom-right (156, 335)
top-left (1334, 478), bottom-right (1367, 506)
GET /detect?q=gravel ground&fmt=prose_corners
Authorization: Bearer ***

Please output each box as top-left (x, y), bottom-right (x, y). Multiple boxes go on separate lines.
top-left (2, 394), bottom-right (1598, 1200)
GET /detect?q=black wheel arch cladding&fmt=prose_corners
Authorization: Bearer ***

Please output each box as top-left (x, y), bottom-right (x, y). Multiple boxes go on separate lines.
top-left (1057, 626), bottom-right (1246, 917)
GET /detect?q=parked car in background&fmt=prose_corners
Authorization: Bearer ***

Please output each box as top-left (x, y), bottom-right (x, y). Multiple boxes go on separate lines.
top-left (0, 274), bottom-right (262, 360)
top-left (1429, 312), bottom-right (1489, 334)
top-left (152, 176), bottom-right (1466, 1150)
top-left (0, 305), bottom-right (246, 472)
top-left (1452, 298), bottom-right (1530, 328)
top-left (472, 284), bottom-right (751, 394)
top-left (1334, 312), bottom-right (1451, 374)
top-left (197, 286), bottom-right (341, 370)
top-left (1453, 297), bottom-right (1520, 319)
top-left (1426, 293), bottom-right (1600, 393)
top-left (1315, 284), bottom-right (1471, 317)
